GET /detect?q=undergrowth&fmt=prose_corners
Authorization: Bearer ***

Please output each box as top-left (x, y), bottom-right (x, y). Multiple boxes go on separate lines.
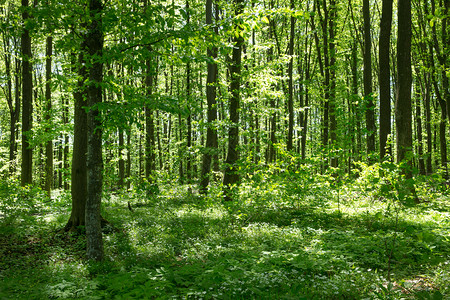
top-left (0, 163), bottom-right (449, 299)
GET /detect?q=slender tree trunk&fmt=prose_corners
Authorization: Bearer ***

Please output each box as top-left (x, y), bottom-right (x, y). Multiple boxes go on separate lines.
top-left (21, 0), bottom-right (33, 186)
top-left (145, 59), bottom-right (156, 185)
top-left (287, 0), bottom-right (295, 152)
top-left (44, 35), bottom-right (53, 195)
top-left (200, 0), bottom-right (219, 193)
top-left (318, 0), bottom-right (329, 161)
top-left (186, 63), bottom-right (192, 182)
top-left (351, 41), bottom-right (361, 161)
top-left (415, 82), bottom-right (425, 175)
top-left (223, 0), bottom-right (244, 201)
top-left (156, 111), bottom-right (163, 170)
top-left (85, 0), bottom-right (104, 261)
top-left (63, 95), bottom-right (70, 190)
top-left (267, 18), bottom-right (277, 163)
top-left (363, 0), bottom-right (376, 160)
top-left (379, 0), bottom-right (393, 160)
top-left (424, 74), bottom-right (433, 174)
top-left (3, 36), bottom-right (19, 175)
top-left (118, 128), bottom-right (125, 187)
top-left (329, 0), bottom-right (337, 168)
top-left (126, 129), bottom-right (131, 190)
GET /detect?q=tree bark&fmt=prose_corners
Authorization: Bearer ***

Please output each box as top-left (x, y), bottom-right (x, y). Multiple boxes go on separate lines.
top-left (223, 0), bottom-right (244, 201)
top-left (287, 0), bottom-right (295, 152)
top-left (145, 59), bottom-right (156, 186)
top-left (3, 35), bottom-right (20, 175)
top-left (379, 0), bottom-right (393, 160)
top-left (21, 0), bottom-right (33, 186)
top-left (396, 0), bottom-right (415, 193)
top-left (200, 0), bottom-right (219, 193)
top-left (85, 0), bottom-right (104, 261)
top-left (118, 128), bottom-right (125, 187)
top-left (44, 35), bottom-right (53, 195)
top-left (363, 0), bottom-right (376, 160)
top-left (65, 49), bottom-right (87, 231)
top-left (329, 0), bottom-right (337, 168)
top-left (415, 81), bottom-right (425, 175)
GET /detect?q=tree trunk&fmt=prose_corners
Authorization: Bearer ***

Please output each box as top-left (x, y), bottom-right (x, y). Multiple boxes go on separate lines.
top-left (21, 0), bottom-right (33, 186)
top-left (200, 0), bottom-right (219, 193)
top-left (186, 63), bottom-right (192, 182)
top-left (396, 0), bottom-right (416, 202)
top-left (415, 80), bottom-right (425, 175)
top-left (329, 0), bottom-right (337, 168)
top-left (223, 0), bottom-right (244, 201)
top-left (85, 0), bottom-right (104, 261)
top-left (145, 59), bottom-right (156, 186)
top-left (363, 0), bottom-right (376, 160)
top-left (44, 35), bottom-right (53, 195)
top-left (3, 36), bottom-right (19, 175)
top-left (118, 128), bottom-right (125, 187)
top-left (424, 73), bottom-right (433, 174)
top-left (286, 0), bottom-right (295, 152)
top-left (126, 129), bottom-right (131, 190)
top-left (63, 95), bottom-right (70, 190)
top-left (379, 0), bottom-right (393, 160)
top-left (65, 50), bottom-right (87, 231)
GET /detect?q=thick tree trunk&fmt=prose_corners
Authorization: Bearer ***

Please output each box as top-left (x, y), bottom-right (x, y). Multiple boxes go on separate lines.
top-left (44, 35), bottom-right (53, 195)
top-left (396, 0), bottom-right (416, 203)
top-left (223, 0), bottom-right (244, 201)
top-left (379, 0), bottom-right (393, 160)
top-left (21, 0), bottom-right (33, 186)
top-left (66, 50), bottom-right (87, 231)
top-left (200, 0), bottom-right (219, 193)
top-left (85, 0), bottom-right (104, 261)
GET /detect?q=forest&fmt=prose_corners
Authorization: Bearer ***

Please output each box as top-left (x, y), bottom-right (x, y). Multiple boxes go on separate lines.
top-left (0, 0), bottom-right (449, 298)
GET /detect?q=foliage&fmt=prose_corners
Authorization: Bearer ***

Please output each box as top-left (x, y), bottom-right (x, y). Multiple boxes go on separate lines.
top-left (1, 171), bottom-right (449, 299)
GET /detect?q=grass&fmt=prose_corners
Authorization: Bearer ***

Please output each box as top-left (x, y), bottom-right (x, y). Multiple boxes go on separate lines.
top-left (0, 170), bottom-right (449, 299)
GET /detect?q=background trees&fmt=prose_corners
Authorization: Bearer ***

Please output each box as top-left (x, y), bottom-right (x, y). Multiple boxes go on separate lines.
top-left (0, 0), bottom-right (449, 256)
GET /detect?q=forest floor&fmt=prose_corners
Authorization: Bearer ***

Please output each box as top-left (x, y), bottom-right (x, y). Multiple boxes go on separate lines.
top-left (1, 168), bottom-right (450, 299)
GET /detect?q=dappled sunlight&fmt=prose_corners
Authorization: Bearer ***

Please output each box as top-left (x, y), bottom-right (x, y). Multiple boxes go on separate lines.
top-left (1, 173), bottom-right (449, 298)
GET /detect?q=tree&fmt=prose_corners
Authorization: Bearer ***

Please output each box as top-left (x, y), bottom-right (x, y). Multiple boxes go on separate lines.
top-left (1, 4), bottom-right (20, 176)
top-left (379, 0), bottom-right (393, 160)
top-left (44, 34), bottom-right (53, 195)
top-left (396, 0), bottom-right (412, 163)
top-left (85, 0), bottom-right (104, 261)
top-left (363, 0), bottom-right (376, 160)
top-left (286, 0), bottom-right (295, 152)
top-left (199, 0), bottom-right (219, 193)
top-left (65, 42), bottom-right (88, 232)
top-left (21, 0), bottom-right (33, 186)
top-left (223, 0), bottom-right (244, 201)
top-left (396, 0), bottom-right (416, 202)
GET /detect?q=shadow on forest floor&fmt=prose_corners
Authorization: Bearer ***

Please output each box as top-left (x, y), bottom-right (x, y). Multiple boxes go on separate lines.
top-left (0, 183), bottom-right (449, 299)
